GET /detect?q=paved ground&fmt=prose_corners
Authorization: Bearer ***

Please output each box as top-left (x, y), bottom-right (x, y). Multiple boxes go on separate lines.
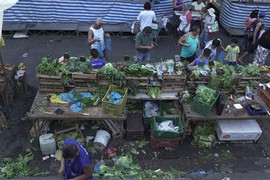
top-left (1, 28), bottom-right (270, 180)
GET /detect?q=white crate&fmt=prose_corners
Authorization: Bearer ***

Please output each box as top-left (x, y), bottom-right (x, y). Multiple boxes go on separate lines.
top-left (215, 119), bottom-right (262, 141)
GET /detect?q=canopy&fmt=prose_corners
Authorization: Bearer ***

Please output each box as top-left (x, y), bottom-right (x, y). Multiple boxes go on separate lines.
top-left (0, 0), bottom-right (18, 37)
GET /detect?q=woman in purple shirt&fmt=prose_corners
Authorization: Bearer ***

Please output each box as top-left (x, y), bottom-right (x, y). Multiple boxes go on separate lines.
top-left (58, 138), bottom-right (92, 180)
top-left (173, 0), bottom-right (183, 11)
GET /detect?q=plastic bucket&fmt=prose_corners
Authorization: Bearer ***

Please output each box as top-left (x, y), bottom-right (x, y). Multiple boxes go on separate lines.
top-left (93, 130), bottom-right (111, 150)
top-left (39, 133), bottom-right (56, 155)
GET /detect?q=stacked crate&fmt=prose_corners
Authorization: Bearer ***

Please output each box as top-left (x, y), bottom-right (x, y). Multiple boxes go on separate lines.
top-left (126, 76), bottom-right (148, 93)
top-left (97, 74), bottom-right (111, 88)
top-left (186, 75), bottom-right (210, 93)
top-left (162, 73), bottom-right (186, 92)
top-left (150, 116), bottom-right (184, 148)
top-left (237, 75), bottom-right (261, 93)
top-left (37, 73), bottom-right (64, 93)
top-left (258, 88), bottom-right (270, 109)
top-left (126, 113), bottom-right (144, 140)
top-left (72, 72), bottom-right (97, 92)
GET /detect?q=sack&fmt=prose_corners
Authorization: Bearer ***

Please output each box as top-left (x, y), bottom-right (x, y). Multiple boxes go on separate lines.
top-left (0, 36), bottom-right (5, 47)
top-left (207, 21), bottom-right (219, 34)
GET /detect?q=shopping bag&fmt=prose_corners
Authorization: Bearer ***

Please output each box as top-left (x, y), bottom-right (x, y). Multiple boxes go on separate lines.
top-left (0, 36), bottom-right (5, 47)
top-left (207, 21), bottom-right (219, 34)
top-left (105, 37), bottom-right (112, 52)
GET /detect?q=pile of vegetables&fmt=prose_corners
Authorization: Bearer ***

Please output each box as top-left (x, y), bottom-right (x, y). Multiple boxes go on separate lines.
top-left (147, 87), bottom-right (162, 99)
top-left (56, 131), bottom-right (84, 148)
top-left (125, 64), bottom-right (153, 77)
top-left (236, 64), bottom-right (260, 76)
top-left (36, 57), bottom-right (61, 76)
top-left (192, 122), bottom-right (216, 148)
top-left (66, 58), bottom-right (92, 74)
top-left (195, 85), bottom-right (217, 104)
top-left (0, 153), bottom-right (50, 179)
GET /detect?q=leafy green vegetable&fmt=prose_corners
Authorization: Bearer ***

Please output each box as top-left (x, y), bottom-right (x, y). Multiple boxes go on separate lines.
top-left (98, 63), bottom-right (118, 75)
top-left (125, 64), bottom-right (153, 77)
top-left (36, 57), bottom-right (61, 76)
top-left (0, 153), bottom-right (50, 179)
top-left (67, 58), bottom-right (92, 73)
top-left (195, 85), bottom-right (216, 104)
top-left (147, 87), bottom-right (162, 99)
top-left (237, 64), bottom-right (260, 76)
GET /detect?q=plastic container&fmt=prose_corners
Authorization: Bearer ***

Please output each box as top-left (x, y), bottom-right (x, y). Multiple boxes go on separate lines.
top-left (191, 92), bottom-right (220, 117)
top-left (151, 116), bottom-right (184, 138)
top-left (102, 85), bottom-right (128, 117)
top-left (150, 135), bottom-right (180, 148)
top-left (93, 130), bottom-right (111, 150)
top-left (39, 133), bottom-right (57, 155)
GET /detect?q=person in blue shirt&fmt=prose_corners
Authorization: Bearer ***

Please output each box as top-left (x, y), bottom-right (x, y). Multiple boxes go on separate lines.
top-left (190, 48), bottom-right (211, 66)
top-left (58, 138), bottom-right (92, 180)
top-left (90, 48), bottom-right (106, 69)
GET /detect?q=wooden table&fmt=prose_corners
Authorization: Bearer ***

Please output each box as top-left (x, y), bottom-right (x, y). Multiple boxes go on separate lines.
top-left (181, 97), bottom-right (270, 143)
top-left (28, 92), bottom-right (126, 137)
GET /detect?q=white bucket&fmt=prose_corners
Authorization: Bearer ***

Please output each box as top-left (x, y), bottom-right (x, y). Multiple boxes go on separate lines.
top-left (93, 130), bottom-right (111, 150)
top-left (39, 133), bottom-right (56, 155)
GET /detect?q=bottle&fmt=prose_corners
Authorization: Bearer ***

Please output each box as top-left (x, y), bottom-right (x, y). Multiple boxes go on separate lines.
top-left (216, 94), bottom-right (225, 115)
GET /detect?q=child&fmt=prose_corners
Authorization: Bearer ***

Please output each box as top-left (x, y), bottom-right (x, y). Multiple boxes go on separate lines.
top-left (90, 48), bottom-right (106, 69)
top-left (190, 48), bottom-right (211, 67)
top-left (225, 38), bottom-right (240, 68)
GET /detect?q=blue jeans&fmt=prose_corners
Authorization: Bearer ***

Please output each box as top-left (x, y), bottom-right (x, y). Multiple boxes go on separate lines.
top-left (228, 61), bottom-right (237, 69)
top-left (200, 28), bottom-right (212, 48)
top-left (135, 50), bottom-right (150, 62)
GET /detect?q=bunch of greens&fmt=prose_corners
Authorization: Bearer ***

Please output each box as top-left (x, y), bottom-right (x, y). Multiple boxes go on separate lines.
top-left (147, 87), bottom-right (162, 99)
top-left (36, 57), bottom-right (61, 76)
top-left (67, 58), bottom-right (92, 74)
top-left (98, 63), bottom-right (118, 75)
top-left (0, 153), bottom-right (50, 179)
top-left (125, 64), bottom-right (153, 77)
top-left (236, 64), bottom-right (260, 76)
top-left (195, 85), bottom-right (216, 104)
top-left (56, 131), bottom-right (84, 148)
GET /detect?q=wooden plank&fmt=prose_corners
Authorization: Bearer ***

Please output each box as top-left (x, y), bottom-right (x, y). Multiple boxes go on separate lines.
top-left (74, 87), bottom-right (98, 92)
top-left (38, 81), bottom-right (63, 85)
top-left (72, 72), bottom-right (97, 80)
top-left (36, 73), bottom-right (62, 79)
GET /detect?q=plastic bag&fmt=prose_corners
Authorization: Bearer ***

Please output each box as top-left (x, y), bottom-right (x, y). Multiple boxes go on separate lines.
top-left (97, 41), bottom-right (104, 58)
top-left (105, 37), bottom-right (112, 52)
top-left (144, 101), bottom-right (160, 117)
top-left (156, 120), bottom-right (179, 132)
top-left (245, 86), bottom-right (253, 100)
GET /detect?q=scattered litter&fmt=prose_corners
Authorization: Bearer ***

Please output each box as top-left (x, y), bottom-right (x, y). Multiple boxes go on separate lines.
top-left (105, 147), bottom-right (117, 158)
top-left (94, 159), bottom-right (105, 173)
top-left (80, 125), bottom-right (85, 130)
top-left (190, 170), bottom-right (206, 175)
top-left (222, 177), bottom-right (231, 180)
top-left (141, 150), bottom-right (146, 154)
top-left (42, 155), bottom-right (50, 161)
top-left (91, 125), bottom-right (99, 130)
top-left (130, 148), bottom-right (139, 155)
top-left (49, 40), bottom-right (54, 42)
top-left (50, 154), bottom-right (55, 158)
top-left (214, 153), bottom-right (219, 158)
top-left (154, 169), bottom-right (161, 172)
top-left (22, 53), bottom-right (28, 58)
top-left (13, 31), bottom-right (28, 39)
top-left (85, 136), bottom-right (95, 141)
top-left (21, 115), bottom-right (28, 121)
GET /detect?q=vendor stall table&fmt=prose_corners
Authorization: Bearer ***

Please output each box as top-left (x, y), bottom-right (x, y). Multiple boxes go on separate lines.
top-left (28, 92), bottom-right (126, 137)
top-left (181, 97), bottom-right (270, 143)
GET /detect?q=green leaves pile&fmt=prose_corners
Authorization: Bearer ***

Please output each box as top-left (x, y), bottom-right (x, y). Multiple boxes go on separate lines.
top-left (125, 64), bottom-right (153, 77)
top-left (66, 58), bottom-right (92, 74)
top-left (0, 153), bottom-right (50, 179)
top-left (192, 123), bottom-right (216, 148)
top-left (195, 85), bottom-right (217, 104)
top-left (36, 57), bottom-right (61, 76)
top-left (237, 65), bottom-right (260, 76)
top-left (147, 87), bottom-right (162, 99)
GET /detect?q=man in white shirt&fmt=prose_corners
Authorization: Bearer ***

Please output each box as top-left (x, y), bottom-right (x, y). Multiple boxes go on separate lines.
top-left (191, 0), bottom-right (206, 14)
top-left (137, 2), bottom-right (156, 31)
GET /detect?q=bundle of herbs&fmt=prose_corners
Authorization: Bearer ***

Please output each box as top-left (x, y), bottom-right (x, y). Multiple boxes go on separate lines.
top-left (67, 58), bottom-right (92, 74)
top-left (236, 64), bottom-right (260, 76)
top-left (36, 57), bottom-right (61, 76)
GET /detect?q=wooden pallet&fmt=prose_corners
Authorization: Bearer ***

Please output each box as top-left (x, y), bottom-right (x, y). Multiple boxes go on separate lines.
top-left (15, 74), bottom-right (28, 94)
top-left (126, 76), bottom-right (148, 93)
top-left (162, 73), bottom-right (186, 92)
top-left (258, 88), bottom-right (270, 109)
top-left (103, 119), bottom-right (125, 139)
top-left (97, 74), bottom-right (111, 87)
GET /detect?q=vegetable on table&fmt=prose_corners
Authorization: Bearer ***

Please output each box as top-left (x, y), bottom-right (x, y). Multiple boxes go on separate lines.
top-left (147, 87), bottom-right (162, 99)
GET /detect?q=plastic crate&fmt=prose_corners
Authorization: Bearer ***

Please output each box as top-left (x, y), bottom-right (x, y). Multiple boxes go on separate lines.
top-left (102, 85), bottom-right (128, 117)
top-left (151, 116), bottom-right (184, 138)
top-left (126, 113), bottom-right (144, 140)
top-left (150, 135), bottom-right (180, 148)
top-left (191, 92), bottom-right (220, 117)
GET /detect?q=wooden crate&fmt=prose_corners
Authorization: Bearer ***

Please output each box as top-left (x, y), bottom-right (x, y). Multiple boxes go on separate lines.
top-left (258, 88), bottom-right (270, 109)
top-left (186, 75), bottom-right (210, 92)
top-left (103, 119), bottom-right (125, 139)
top-left (97, 74), bottom-right (111, 87)
top-left (126, 113), bottom-right (144, 140)
top-left (37, 73), bottom-right (64, 93)
top-left (15, 73), bottom-right (28, 94)
top-left (72, 72), bottom-right (98, 92)
top-left (126, 76), bottom-right (148, 93)
top-left (237, 75), bottom-right (260, 92)
top-left (150, 135), bottom-right (180, 148)
top-left (54, 124), bottom-right (84, 149)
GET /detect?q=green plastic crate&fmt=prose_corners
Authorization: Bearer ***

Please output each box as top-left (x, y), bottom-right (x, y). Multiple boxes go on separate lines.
top-left (191, 92), bottom-right (220, 117)
top-left (151, 116), bottom-right (184, 138)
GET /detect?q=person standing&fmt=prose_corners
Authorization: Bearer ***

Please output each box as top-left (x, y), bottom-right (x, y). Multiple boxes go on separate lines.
top-left (58, 138), bottom-right (92, 180)
top-left (238, 11), bottom-right (266, 64)
top-left (137, 2), bottom-right (157, 32)
top-left (135, 26), bottom-right (154, 62)
top-left (225, 38), bottom-right (240, 68)
top-left (178, 25), bottom-right (200, 63)
top-left (200, 8), bottom-right (216, 48)
top-left (173, 0), bottom-right (183, 11)
top-left (177, 4), bottom-right (192, 37)
top-left (191, 0), bottom-right (206, 14)
top-left (253, 29), bottom-right (270, 66)
top-left (88, 18), bottom-right (109, 59)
